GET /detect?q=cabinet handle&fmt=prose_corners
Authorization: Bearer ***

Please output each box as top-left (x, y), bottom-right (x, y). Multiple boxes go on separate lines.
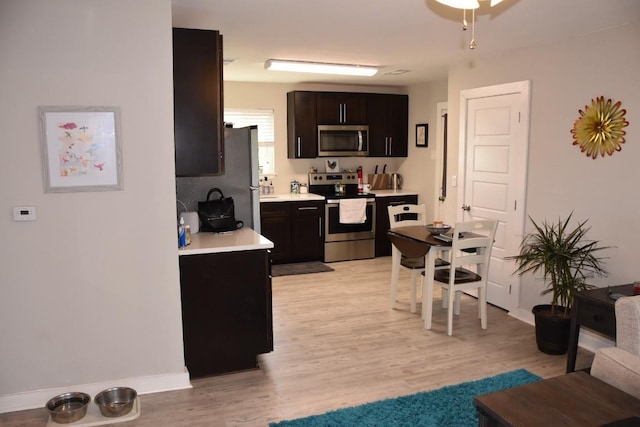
top-left (389, 137), bottom-right (393, 155)
top-left (298, 206), bottom-right (318, 211)
top-left (297, 136), bottom-right (301, 157)
top-left (343, 103), bottom-right (347, 123)
top-left (319, 217), bottom-right (322, 237)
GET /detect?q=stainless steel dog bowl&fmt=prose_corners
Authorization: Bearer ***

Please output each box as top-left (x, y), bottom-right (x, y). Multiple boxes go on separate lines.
top-left (45, 392), bottom-right (91, 424)
top-left (94, 387), bottom-right (137, 418)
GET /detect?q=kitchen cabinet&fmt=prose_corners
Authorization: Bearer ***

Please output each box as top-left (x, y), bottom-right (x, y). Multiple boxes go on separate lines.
top-left (375, 194), bottom-right (418, 257)
top-left (316, 92), bottom-right (367, 125)
top-left (260, 200), bottom-right (324, 263)
top-left (260, 202), bottom-right (291, 263)
top-left (290, 201), bottom-right (324, 261)
top-left (179, 249), bottom-right (273, 378)
top-left (367, 94), bottom-right (409, 157)
top-left (287, 91), bottom-right (317, 158)
top-left (173, 28), bottom-right (224, 176)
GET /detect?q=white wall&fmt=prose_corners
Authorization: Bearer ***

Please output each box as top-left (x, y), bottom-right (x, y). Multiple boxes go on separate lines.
top-left (0, 0), bottom-right (188, 411)
top-left (402, 80), bottom-right (448, 223)
top-left (444, 24), bottom-right (640, 314)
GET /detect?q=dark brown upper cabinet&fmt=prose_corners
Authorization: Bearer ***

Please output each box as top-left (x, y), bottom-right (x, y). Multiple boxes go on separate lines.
top-left (316, 92), bottom-right (367, 125)
top-left (287, 91), bottom-right (317, 158)
top-left (367, 94), bottom-right (409, 157)
top-left (173, 28), bottom-right (224, 176)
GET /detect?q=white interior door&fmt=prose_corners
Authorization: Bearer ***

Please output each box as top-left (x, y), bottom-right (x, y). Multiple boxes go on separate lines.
top-left (458, 81), bottom-right (530, 312)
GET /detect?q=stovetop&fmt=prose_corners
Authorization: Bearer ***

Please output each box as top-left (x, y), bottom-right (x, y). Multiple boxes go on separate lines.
top-left (308, 172), bottom-right (374, 200)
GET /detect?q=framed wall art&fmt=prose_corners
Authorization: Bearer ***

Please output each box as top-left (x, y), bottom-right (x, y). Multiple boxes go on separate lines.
top-left (416, 123), bottom-right (428, 147)
top-left (39, 106), bottom-right (123, 192)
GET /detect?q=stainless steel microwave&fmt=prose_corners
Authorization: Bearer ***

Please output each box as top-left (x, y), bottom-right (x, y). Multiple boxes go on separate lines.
top-left (318, 125), bottom-right (368, 157)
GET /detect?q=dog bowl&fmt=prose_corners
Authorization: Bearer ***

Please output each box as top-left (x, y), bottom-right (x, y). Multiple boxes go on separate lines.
top-left (46, 392), bottom-right (91, 424)
top-left (426, 224), bottom-right (452, 235)
top-left (94, 387), bottom-right (137, 418)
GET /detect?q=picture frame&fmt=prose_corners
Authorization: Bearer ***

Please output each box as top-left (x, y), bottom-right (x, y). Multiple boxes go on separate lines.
top-left (39, 106), bottom-right (123, 192)
top-left (325, 158), bottom-right (340, 173)
top-left (416, 123), bottom-right (428, 148)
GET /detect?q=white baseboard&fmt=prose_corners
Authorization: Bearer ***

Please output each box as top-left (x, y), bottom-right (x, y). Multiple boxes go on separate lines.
top-left (0, 368), bottom-right (192, 414)
top-left (509, 308), bottom-right (614, 354)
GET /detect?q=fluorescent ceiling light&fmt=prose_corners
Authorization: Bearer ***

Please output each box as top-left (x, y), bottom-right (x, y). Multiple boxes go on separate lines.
top-left (435, 0), bottom-right (480, 9)
top-left (265, 59), bottom-right (378, 77)
top-left (435, 0), bottom-right (504, 9)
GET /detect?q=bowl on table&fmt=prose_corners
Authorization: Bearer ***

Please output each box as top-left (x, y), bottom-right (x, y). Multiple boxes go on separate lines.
top-left (426, 223), bottom-right (452, 235)
top-left (45, 392), bottom-right (91, 424)
top-left (94, 387), bottom-right (137, 417)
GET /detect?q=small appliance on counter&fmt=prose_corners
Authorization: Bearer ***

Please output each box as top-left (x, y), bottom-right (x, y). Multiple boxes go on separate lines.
top-left (391, 173), bottom-right (403, 190)
top-left (182, 211), bottom-right (199, 234)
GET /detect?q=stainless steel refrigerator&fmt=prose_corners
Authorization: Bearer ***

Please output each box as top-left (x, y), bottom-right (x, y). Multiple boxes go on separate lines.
top-left (176, 125), bottom-right (261, 233)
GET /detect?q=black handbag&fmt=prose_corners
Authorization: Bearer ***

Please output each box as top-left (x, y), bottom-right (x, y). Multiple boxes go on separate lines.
top-left (197, 188), bottom-right (244, 233)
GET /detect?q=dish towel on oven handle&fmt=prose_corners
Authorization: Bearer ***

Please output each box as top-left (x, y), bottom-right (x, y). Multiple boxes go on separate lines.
top-left (339, 199), bottom-right (367, 224)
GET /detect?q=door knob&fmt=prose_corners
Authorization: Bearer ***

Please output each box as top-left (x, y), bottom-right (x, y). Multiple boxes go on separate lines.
top-left (462, 204), bottom-right (471, 212)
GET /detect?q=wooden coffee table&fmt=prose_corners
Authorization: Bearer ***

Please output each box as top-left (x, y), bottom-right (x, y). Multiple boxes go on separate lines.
top-left (474, 372), bottom-right (640, 427)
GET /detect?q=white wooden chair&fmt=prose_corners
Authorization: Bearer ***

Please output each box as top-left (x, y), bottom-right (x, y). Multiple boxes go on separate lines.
top-left (423, 219), bottom-right (498, 336)
top-left (387, 204), bottom-right (428, 313)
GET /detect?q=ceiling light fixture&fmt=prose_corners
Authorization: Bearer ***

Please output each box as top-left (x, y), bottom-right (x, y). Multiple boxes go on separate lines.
top-left (434, 0), bottom-right (505, 49)
top-left (264, 59), bottom-right (378, 77)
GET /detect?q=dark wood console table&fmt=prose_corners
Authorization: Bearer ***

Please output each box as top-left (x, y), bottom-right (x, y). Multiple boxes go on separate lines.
top-left (566, 283), bottom-right (634, 373)
top-left (474, 371), bottom-right (640, 427)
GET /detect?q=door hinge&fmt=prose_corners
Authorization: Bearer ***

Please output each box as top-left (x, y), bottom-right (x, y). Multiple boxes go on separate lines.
top-left (518, 112), bottom-right (521, 123)
top-left (509, 284), bottom-right (512, 295)
top-left (514, 200), bottom-right (517, 211)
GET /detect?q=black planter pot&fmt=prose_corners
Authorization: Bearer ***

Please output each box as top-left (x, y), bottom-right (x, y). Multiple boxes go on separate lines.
top-left (532, 304), bottom-right (571, 355)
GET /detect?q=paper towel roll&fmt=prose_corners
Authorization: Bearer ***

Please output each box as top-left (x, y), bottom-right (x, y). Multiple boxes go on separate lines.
top-left (183, 211), bottom-right (199, 234)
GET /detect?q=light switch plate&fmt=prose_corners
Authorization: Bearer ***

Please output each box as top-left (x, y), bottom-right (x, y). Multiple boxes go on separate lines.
top-left (13, 206), bottom-right (36, 221)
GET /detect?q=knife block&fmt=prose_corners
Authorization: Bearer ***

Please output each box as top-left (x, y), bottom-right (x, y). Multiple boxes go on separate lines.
top-left (368, 174), bottom-right (390, 190)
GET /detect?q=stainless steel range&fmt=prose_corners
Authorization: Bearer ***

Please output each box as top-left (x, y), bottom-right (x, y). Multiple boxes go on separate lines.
top-left (308, 173), bottom-right (375, 262)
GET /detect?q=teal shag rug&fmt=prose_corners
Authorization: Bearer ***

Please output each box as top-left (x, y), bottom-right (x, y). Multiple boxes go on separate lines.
top-left (269, 369), bottom-right (540, 427)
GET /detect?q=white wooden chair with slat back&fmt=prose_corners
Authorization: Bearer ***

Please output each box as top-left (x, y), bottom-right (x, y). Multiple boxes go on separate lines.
top-left (388, 204), bottom-right (450, 313)
top-left (423, 219), bottom-right (498, 336)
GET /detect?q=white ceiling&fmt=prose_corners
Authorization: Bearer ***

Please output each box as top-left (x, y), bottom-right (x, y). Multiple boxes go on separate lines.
top-left (171, 0), bottom-right (640, 87)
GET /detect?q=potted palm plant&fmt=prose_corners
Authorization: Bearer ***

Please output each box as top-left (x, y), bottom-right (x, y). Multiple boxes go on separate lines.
top-left (508, 213), bottom-right (609, 355)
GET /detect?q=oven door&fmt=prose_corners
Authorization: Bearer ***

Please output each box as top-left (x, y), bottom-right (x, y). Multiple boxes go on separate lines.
top-left (325, 199), bottom-right (375, 242)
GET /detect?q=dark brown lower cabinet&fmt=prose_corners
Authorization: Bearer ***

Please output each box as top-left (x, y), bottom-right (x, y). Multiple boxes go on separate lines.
top-left (179, 250), bottom-right (273, 378)
top-left (375, 195), bottom-right (419, 257)
top-left (260, 201), bottom-right (324, 264)
top-left (260, 202), bottom-right (291, 263)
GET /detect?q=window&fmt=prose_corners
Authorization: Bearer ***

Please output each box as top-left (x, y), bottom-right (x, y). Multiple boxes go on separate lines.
top-left (224, 109), bottom-right (275, 175)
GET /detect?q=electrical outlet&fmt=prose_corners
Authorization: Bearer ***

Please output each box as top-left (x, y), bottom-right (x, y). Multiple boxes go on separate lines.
top-left (13, 206), bottom-right (36, 221)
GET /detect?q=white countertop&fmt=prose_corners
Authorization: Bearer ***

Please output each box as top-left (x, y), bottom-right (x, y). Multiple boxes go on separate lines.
top-left (178, 227), bottom-right (273, 256)
top-left (259, 193), bottom-right (325, 202)
top-left (368, 189), bottom-right (418, 197)
top-left (259, 189), bottom-right (417, 202)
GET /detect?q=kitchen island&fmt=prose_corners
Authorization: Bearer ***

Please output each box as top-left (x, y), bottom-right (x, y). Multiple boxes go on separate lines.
top-left (178, 228), bottom-right (274, 378)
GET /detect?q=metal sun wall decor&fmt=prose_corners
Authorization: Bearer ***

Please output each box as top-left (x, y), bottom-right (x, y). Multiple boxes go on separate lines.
top-left (571, 96), bottom-right (629, 159)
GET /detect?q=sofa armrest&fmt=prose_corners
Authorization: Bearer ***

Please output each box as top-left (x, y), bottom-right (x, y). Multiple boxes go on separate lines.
top-left (591, 347), bottom-right (640, 399)
top-left (615, 296), bottom-right (640, 355)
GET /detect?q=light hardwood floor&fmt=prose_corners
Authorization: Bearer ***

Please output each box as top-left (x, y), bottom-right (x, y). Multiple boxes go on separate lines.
top-left (1, 256), bottom-right (593, 426)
